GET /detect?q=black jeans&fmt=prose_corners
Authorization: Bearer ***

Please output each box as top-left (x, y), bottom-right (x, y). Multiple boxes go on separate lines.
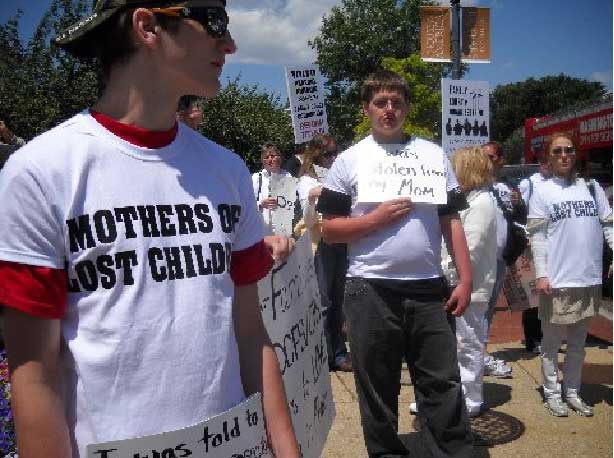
top-left (314, 240), bottom-right (349, 367)
top-left (344, 277), bottom-right (473, 458)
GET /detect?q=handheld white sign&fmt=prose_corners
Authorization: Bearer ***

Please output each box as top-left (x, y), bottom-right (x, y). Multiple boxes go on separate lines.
top-left (356, 142), bottom-right (447, 204)
top-left (258, 233), bottom-right (335, 458)
top-left (285, 65), bottom-right (329, 144)
top-left (86, 394), bottom-right (271, 458)
top-left (269, 174), bottom-right (298, 237)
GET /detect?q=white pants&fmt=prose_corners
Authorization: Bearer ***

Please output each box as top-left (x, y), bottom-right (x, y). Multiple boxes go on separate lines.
top-left (540, 319), bottom-right (589, 399)
top-left (456, 301), bottom-right (488, 414)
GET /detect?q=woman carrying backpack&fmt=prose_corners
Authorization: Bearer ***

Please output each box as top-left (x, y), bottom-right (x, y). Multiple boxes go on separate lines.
top-left (529, 132), bottom-right (613, 417)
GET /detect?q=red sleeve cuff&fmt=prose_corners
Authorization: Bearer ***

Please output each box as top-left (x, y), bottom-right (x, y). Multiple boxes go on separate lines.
top-left (0, 261), bottom-right (67, 319)
top-left (230, 240), bottom-right (274, 286)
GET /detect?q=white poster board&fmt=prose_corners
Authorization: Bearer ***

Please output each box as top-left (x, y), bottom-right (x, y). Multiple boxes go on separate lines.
top-left (503, 247), bottom-right (538, 311)
top-left (356, 144), bottom-right (447, 204)
top-left (441, 79), bottom-right (490, 158)
top-left (269, 174), bottom-right (298, 237)
top-left (86, 394), bottom-right (271, 458)
top-left (258, 233), bottom-right (335, 458)
top-left (285, 65), bottom-right (329, 144)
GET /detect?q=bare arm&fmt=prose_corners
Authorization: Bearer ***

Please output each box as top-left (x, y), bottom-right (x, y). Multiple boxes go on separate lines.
top-left (321, 198), bottom-right (412, 243)
top-left (440, 213), bottom-right (473, 316)
top-left (233, 284), bottom-right (300, 458)
top-left (4, 307), bottom-right (71, 458)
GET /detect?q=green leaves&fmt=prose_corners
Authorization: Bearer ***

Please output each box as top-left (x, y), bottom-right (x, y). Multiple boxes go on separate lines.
top-left (199, 77), bottom-right (294, 172)
top-left (310, 0), bottom-right (452, 145)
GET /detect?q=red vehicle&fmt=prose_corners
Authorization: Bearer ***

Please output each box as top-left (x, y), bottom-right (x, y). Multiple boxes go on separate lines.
top-left (524, 95), bottom-right (613, 192)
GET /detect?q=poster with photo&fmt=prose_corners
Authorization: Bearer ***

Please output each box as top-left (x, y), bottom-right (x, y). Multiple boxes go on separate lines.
top-left (441, 79), bottom-right (490, 158)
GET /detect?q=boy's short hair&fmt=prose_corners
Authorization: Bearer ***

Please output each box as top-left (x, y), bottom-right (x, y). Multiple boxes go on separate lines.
top-left (360, 70), bottom-right (410, 104)
top-left (482, 141), bottom-right (504, 157)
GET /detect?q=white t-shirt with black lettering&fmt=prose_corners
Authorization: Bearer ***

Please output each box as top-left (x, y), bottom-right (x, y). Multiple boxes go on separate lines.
top-left (528, 177), bottom-right (612, 288)
top-left (320, 135), bottom-right (460, 280)
top-left (0, 112), bottom-right (264, 456)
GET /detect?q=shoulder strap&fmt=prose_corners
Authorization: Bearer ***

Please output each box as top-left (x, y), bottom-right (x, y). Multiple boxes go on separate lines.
top-left (588, 179), bottom-right (596, 201)
top-left (528, 177), bottom-right (534, 201)
top-left (257, 172), bottom-right (263, 200)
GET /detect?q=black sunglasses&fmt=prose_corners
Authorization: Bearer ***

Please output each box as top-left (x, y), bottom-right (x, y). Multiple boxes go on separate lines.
top-left (151, 6), bottom-right (229, 39)
top-left (551, 145), bottom-right (576, 156)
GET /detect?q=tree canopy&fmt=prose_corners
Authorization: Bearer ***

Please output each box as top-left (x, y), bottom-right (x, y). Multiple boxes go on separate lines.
top-left (490, 74), bottom-right (607, 142)
top-left (310, 0), bottom-right (453, 144)
top-left (199, 77), bottom-right (294, 172)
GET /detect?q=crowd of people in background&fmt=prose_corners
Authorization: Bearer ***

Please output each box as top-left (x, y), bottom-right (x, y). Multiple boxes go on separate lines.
top-left (0, 2), bottom-right (611, 456)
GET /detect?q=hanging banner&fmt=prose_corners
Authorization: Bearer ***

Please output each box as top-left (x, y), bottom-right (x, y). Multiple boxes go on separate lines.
top-left (258, 233), bottom-right (335, 458)
top-left (269, 174), bottom-right (298, 237)
top-left (461, 7), bottom-right (491, 63)
top-left (420, 6), bottom-right (451, 62)
top-left (87, 394), bottom-right (272, 458)
top-left (441, 79), bottom-right (490, 158)
top-left (285, 65), bottom-right (329, 144)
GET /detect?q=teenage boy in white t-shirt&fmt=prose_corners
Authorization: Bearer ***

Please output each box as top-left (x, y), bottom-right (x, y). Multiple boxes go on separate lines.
top-left (316, 70), bottom-right (474, 458)
top-left (0, 2), bottom-right (299, 458)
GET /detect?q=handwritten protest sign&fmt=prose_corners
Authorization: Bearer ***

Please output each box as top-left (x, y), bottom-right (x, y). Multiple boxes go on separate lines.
top-left (258, 233), bottom-right (335, 458)
top-left (86, 394), bottom-right (271, 458)
top-left (356, 144), bottom-right (447, 204)
top-left (269, 174), bottom-right (298, 237)
top-left (441, 79), bottom-right (490, 158)
top-left (503, 247), bottom-right (538, 312)
top-left (285, 65), bottom-right (329, 144)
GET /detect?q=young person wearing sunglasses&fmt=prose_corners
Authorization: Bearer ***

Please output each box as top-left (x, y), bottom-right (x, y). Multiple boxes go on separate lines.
top-left (528, 133), bottom-right (613, 417)
top-left (0, 2), bottom-right (300, 457)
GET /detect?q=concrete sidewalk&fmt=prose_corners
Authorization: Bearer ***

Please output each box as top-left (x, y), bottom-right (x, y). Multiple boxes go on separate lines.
top-left (321, 338), bottom-right (613, 457)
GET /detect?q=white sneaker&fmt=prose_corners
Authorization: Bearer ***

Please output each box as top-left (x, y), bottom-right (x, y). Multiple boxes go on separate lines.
top-left (484, 358), bottom-right (512, 378)
top-left (566, 396), bottom-right (593, 417)
top-left (409, 402), bottom-right (418, 414)
top-left (545, 397), bottom-right (568, 417)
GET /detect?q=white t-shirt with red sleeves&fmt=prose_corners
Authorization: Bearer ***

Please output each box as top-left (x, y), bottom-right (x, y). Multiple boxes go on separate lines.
top-left (0, 111), bottom-right (266, 457)
top-left (321, 135), bottom-right (460, 280)
top-left (528, 177), bottom-right (612, 288)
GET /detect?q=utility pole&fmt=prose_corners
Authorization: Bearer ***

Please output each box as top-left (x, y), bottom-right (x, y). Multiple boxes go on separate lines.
top-left (450, 0), bottom-right (461, 80)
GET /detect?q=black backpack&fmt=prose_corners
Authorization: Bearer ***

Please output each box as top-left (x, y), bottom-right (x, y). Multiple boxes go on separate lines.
top-left (492, 186), bottom-right (528, 266)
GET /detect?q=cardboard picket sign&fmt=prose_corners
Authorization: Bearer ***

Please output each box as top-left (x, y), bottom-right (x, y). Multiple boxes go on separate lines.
top-left (258, 232), bottom-right (335, 458)
top-left (356, 143), bottom-right (447, 204)
top-left (269, 174), bottom-right (298, 237)
top-left (86, 394), bottom-right (271, 458)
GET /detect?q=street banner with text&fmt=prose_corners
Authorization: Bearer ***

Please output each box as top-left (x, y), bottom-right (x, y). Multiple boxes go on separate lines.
top-left (86, 394), bottom-right (272, 458)
top-left (258, 233), bottom-right (335, 458)
top-left (441, 79), bottom-right (490, 158)
top-left (356, 143), bottom-right (447, 204)
top-left (285, 65), bottom-right (329, 144)
top-left (420, 6), bottom-right (451, 62)
top-left (461, 7), bottom-right (491, 63)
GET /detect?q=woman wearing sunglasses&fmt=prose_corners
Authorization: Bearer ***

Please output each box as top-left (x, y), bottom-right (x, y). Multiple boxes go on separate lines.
top-left (0, 2), bottom-right (300, 457)
top-left (528, 132), bottom-right (613, 417)
top-left (296, 134), bottom-right (352, 372)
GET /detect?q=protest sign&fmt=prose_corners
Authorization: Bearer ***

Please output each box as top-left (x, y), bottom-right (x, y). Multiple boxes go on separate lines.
top-left (285, 65), bottom-right (329, 144)
top-left (258, 233), bottom-right (335, 458)
top-left (503, 247), bottom-right (538, 312)
top-left (356, 143), bottom-right (447, 204)
top-left (269, 174), bottom-right (298, 237)
top-left (441, 79), bottom-right (490, 158)
top-left (86, 394), bottom-right (271, 458)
